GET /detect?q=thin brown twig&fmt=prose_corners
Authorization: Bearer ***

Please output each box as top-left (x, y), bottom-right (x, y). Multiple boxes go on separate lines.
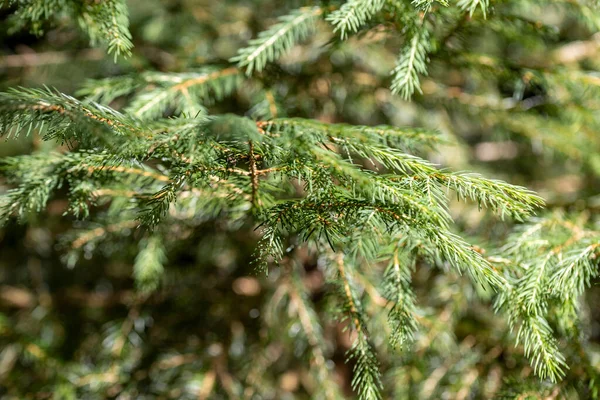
top-left (90, 188), bottom-right (141, 198)
top-left (75, 164), bottom-right (171, 182)
top-left (111, 307), bottom-right (139, 357)
top-left (71, 220), bottom-right (139, 249)
top-left (336, 253), bottom-right (362, 331)
top-left (172, 67), bottom-right (239, 92)
top-left (248, 140), bottom-right (259, 207)
top-left (24, 102), bottom-right (148, 138)
top-left (286, 278), bottom-right (338, 400)
top-left (264, 90), bottom-right (278, 118)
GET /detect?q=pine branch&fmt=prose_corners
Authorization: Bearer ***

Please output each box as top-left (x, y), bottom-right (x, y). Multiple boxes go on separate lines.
top-left (74, 0), bottom-right (132, 59)
top-left (80, 68), bottom-right (242, 120)
top-left (0, 87), bottom-right (553, 396)
top-left (515, 312), bottom-right (568, 382)
top-left (326, 0), bottom-right (386, 39)
top-left (134, 235), bottom-right (166, 292)
top-left (314, 135), bottom-right (544, 221)
top-left (7, 0), bottom-right (132, 58)
top-left (77, 75), bottom-right (143, 105)
top-left (0, 150), bottom-right (168, 224)
top-left (336, 254), bottom-right (383, 400)
top-left (391, 26), bottom-right (430, 100)
top-left (492, 212), bottom-right (600, 383)
top-left (381, 245), bottom-right (418, 348)
top-left (423, 228), bottom-right (506, 289)
top-left (549, 242), bottom-right (600, 300)
top-left (430, 172), bottom-right (545, 221)
top-left (231, 7), bottom-right (323, 75)
top-left (126, 68), bottom-right (242, 120)
top-left (0, 87), bottom-right (146, 147)
top-left (258, 118), bottom-right (446, 151)
top-left (411, 0), bottom-right (449, 12)
top-left (457, 0), bottom-right (489, 17)
top-left (4, 1), bottom-right (600, 398)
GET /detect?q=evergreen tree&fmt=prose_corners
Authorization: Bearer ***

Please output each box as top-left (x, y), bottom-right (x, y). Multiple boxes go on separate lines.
top-left (0, 0), bottom-right (599, 398)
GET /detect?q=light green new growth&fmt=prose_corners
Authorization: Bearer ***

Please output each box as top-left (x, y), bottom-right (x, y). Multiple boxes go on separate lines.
top-left (134, 235), bottom-right (166, 292)
top-left (207, 0), bottom-right (494, 99)
top-left (326, 0), bottom-right (386, 39)
top-left (79, 68), bottom-right (242, 120)
top-left (391, 26), bottom-right (430, 100)
top-left (457, 0), bottom-right (489, 17)
top-left (231, 7), bottom-right (323, 75)
top-left (411, 0), bottom-right (449, 12)
top-left (493, 213), bottom-right (600, 382)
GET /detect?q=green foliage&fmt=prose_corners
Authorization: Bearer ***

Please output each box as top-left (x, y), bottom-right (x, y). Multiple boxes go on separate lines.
top-left (457, 0), bottom-right (489, 17)
top-left (4, 0), bottom-right (132, 58)
top-left (326, 0), bottom-right (386, 39)
top-left (1, 0), bottom-right (600, 399)
top-left (134, 235), bottom-right (166, 292)
top-left (335, 255), bottom-right (383, 400)
top-left (232, 7), bottom-right (323, 75)
top-left (494, 213), bottom-right (600, 382)
top-left (79, 68), bottom-right (243, 120)
top-left (0, 83), bottom-right (543, 398)
top-left (0, 87), bottom-right (143, 145)
top-left (391, 25), bottom-right (430, 100)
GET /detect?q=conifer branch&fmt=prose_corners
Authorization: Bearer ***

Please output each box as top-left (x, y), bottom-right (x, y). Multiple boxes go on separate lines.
top-left (391, 25), bottom-right (430, 100)
top-left (127, 68), bottom-right (241, 120)
top-left (3, 1), bottom-right (599, 398)
top-left (231, 7), bottom-right (323, 75)
top-left (258, 118), bottom-right (446, 151)
top-left (6, 0), bottom-right (132, 58)
top-left (287, 272), bottom-right (343, 399)
top-left (71, 220), bottom-right (139, 250)
top-left (134, 235), bottom-right (166, 292)
top-left (336, 254), bottom-right (383, 400)
top-left (326, 0), bottom-right (386, 39)
top-left (76, 0), bottom-right (133, 59)
top-left (492, 213), bottom-right (600, 382)
top-left (79, 69), bottom-right (241, 122)
top-left (381, 245), bottom-right (418, 348)
top-left (73, 164), bottom-right (171, 183)
top-left (457, 0), bottom-right (489, 17)
top-left (0, 87), bottom-right (147, 147)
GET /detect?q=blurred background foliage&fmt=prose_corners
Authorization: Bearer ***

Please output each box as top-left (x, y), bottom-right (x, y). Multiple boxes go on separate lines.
top-left (0, 0), bottom-right (599, 399)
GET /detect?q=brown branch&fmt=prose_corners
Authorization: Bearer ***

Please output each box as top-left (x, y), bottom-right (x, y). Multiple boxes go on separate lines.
top-left (248, 140), bottom-right (259, 207)
top-left (75, 164), bottom-right (171, 182)
top-left (287, 282), bottom-right (320, 349)
top-left (172, 67), bottom-right (239, 92)
top-left (21, 101), bottom-right (151, 138)
top-left (286, 278), bottom-right (338, 400)
top-left (112, 307), bottom-right (139, 357)
top-left (71, 220), bottom-right (139, 249)
top-left (90, 188), bottom-right (141, 198)
top-left (552, 33), bottom-right (600, 64)
top-left (264, 90), bottom-right (278, 118)
top-left (335, 253), bottom-right (362, 331)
